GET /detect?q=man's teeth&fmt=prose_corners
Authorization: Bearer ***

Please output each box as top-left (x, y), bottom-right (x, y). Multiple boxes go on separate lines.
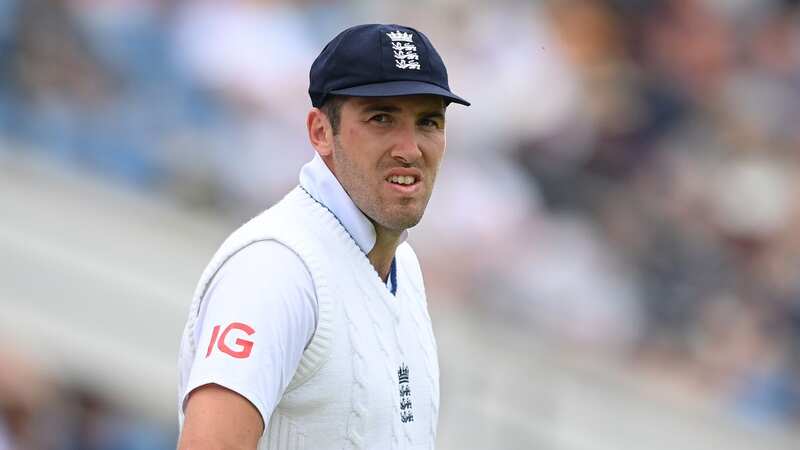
top-left (389, 175), bottom-right (416, 185)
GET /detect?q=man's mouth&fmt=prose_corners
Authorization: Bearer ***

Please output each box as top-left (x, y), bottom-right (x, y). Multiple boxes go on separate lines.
top-left (387, 175), bottom-right (417, 186)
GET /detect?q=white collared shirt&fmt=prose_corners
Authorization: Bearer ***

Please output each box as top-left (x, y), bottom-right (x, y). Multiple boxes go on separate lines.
top-left (299, 153), bottom-right (405, 293)
top-left (299, 153), bottom-right (408, 257)
top-left (181, 153), bottom-right (402, 427)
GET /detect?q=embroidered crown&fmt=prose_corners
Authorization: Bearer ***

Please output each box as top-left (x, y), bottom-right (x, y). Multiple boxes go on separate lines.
top-left (387, 31), bottom-right (414, 43)
top-left (398, 364), bottom-right (410, 384)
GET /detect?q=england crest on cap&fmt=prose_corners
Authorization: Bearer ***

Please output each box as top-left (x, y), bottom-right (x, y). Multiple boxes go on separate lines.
top-left (387, 30), bottom-right (421, 71)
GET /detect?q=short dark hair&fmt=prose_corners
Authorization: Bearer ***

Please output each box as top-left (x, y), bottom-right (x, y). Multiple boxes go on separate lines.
top-left (319, 95), bottom-right (346, 136)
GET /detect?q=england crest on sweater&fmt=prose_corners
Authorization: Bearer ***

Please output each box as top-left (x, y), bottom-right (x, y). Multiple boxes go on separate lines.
top-left (398, 364), bottom-right (414, 423)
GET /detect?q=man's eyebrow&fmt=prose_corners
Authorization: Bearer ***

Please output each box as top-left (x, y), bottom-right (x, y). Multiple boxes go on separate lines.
top-left (421, 111), bottom-right (445, 119)
top-left (360, 105), bottom-right (402, 113)
top-left (358, 104), bottom-right (446, 119)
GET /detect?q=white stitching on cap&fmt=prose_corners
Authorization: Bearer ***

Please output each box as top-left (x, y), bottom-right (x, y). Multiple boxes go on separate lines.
top-left (387, 31), bottom-right (421, 70)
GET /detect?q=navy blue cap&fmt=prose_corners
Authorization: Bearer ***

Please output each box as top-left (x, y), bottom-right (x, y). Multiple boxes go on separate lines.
top-left (309, 24), bottom-right (470, 107)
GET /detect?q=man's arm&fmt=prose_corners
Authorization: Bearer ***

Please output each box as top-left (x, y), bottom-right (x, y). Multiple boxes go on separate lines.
top-left (177, 241), bottom-right (317, 450)
top-left (178, 384), bottom-right (263, 450)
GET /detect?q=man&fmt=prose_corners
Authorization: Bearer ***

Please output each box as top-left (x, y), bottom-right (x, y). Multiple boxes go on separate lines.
top-left (177, 23), bottom-right (469, 450)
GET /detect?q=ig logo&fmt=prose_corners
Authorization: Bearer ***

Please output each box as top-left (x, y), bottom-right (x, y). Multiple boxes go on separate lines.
top-left (205, 322), bottom-right (255, 359)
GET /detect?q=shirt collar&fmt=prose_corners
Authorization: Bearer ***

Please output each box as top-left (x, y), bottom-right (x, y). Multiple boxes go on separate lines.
top-left (299, 153), bottom-right (407, 255)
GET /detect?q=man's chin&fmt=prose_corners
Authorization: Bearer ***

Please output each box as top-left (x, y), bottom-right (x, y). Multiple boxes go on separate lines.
top-left (379, 210), bottom-right (424, 232)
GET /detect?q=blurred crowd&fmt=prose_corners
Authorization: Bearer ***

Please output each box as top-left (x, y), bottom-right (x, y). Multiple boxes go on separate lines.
top-left (1, 0), bottom-right (800, 446)
top-left (0, 348), bottom-right (174, 450)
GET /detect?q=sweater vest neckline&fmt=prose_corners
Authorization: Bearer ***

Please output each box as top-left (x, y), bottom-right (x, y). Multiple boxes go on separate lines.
top-left (291, 187), bottom-right (402, 320)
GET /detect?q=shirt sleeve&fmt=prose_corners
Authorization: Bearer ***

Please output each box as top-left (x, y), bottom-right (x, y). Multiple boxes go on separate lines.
top-left (181, 240), bottom-right (317, 429)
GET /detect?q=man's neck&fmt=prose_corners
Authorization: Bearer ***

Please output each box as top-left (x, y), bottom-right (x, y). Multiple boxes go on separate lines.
top-left (367, 224), bottom-right (403, 281)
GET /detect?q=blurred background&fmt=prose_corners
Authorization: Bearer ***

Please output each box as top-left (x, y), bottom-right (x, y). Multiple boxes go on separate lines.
top-left (1, 0), bottom-right (800, 448)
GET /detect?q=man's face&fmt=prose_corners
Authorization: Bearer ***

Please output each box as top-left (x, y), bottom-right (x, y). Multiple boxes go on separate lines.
top-left (326, 95), bottom-right (446, 232)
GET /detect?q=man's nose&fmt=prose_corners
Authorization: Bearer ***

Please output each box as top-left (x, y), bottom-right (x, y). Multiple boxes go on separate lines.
top-left (390, 123), bottom-right (423, 165)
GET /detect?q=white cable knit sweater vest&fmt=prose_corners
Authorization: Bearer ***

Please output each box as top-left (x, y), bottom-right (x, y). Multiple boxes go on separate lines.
top-left (178, 187), bottom-right (440, 450)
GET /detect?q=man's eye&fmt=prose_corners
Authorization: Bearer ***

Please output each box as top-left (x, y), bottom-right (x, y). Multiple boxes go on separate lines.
top-left (370, 114), bottom-right (391, 123)
top-left (419, 118), bottom-right (442, 129)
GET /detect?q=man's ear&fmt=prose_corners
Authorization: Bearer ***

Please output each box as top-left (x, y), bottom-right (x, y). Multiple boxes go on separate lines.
top-left (307, 108), bottom-right (333, 157)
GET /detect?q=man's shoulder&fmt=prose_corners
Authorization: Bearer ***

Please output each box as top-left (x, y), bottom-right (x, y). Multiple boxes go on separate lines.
top-left (219, 187), bottom-right (312, 248)
top-left (223, 240), bottom-right (307, 276)
top-left (395, 242), bottom-right (425, 285)
top-left (238, 187), bottom-right (306, 231)
top-left (395, 241), bottom-right (420, 264)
